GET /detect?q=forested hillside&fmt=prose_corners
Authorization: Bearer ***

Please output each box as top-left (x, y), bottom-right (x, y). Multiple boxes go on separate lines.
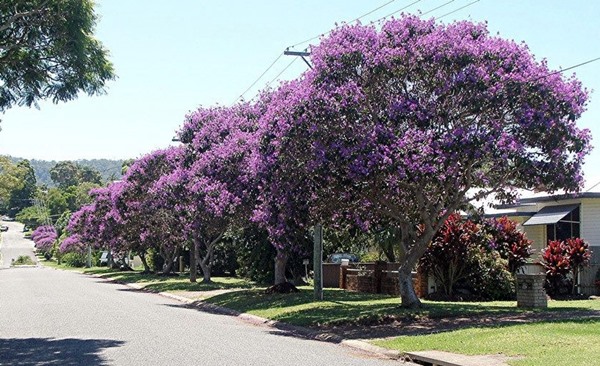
top-left (6, 156), bottom-right (125, 186)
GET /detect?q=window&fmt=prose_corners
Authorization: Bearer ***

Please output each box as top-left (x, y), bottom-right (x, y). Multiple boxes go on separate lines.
top-left (546, 206), bottom-right (580, 242)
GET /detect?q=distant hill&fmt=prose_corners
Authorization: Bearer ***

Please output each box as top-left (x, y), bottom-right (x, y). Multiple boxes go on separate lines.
top-left (6, 156), bottom-right (125, 187)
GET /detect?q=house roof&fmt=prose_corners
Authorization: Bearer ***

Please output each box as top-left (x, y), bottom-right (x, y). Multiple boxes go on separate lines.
top-left (496, 192), bottom-right (600, 209)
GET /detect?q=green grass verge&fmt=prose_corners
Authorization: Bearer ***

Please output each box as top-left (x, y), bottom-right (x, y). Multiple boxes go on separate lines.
top-left (374, 318), bottom-right (600, 366)
top-left (81, 268), bottom-right (255, 294)
top-left (35, 255), bottom-right (84, 271)
top-left (13, 255), bottom-right (35, 265)
top-left (38, 261), bottom-right (256, 296)
top-left (203, 288), bottom-right (600, 327)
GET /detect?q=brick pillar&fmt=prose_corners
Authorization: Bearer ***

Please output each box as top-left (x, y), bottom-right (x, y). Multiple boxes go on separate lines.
top-left (373, 261), bottom-right (385, 293)
top-left (415, 265), bottom-right (429, 298)
top-left (339, 266), bottom-right (348, 289)
top-left (517, 274), bottom-right (548, 308)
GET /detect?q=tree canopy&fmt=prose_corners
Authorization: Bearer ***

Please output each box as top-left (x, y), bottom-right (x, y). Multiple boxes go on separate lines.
top-left (50, 161), bottom-right (103, 188)
top-left (0, 0), bottom-right (115, 112)
top-left (65, 15), bottom-right (591, 307)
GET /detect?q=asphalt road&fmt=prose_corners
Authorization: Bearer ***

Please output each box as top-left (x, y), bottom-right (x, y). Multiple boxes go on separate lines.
top-left (0, 245), bottom-right (400, 365)
top-left (0, 221), bottom-right (35, 268)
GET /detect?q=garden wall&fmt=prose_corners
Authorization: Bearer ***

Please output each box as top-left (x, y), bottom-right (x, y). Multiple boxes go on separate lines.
top-left (336, 262), bottom-right (428, 297)
top-left (581, 249), bottom-right (600, 295)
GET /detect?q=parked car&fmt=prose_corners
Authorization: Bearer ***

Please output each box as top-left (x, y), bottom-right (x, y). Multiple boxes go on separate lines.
top-left (0, 225), bottom-right (8, 232)
top-left (326, 253), bottom-right (359, 264)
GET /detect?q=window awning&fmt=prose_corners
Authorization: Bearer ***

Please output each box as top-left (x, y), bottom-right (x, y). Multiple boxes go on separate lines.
top-left (522, 204), bottom-right (579, 226)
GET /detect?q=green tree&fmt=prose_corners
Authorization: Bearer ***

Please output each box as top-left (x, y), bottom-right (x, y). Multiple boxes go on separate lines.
top-left (0, 156), bottom-right (23, 212)
top-left (46, 187), bottom-right (68, 217)
top-left (79, 166), bottom-right (102, 185)
top-left (50, 161), bottom-right (104, 188)
top-left (0, 0), bottom-right (115, 113)
top-left (15, 205), bottom-right (49, 228)
top-left (7, 160), bottom-right (36, 216)
top-left (64, 181), bottom-right (99, 211)
top-left (121, 158), bottom-right (135, 175)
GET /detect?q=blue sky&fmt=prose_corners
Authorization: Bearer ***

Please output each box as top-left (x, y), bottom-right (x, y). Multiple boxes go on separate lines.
top-left (0, 0), bottom-right (598, 181)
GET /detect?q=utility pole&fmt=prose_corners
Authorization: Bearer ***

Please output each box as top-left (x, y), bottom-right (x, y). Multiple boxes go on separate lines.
top-left (283, 49), bottom-right (312, 69)
top-left (313, 224), bottom-right (323, 301)
top-left (286, 48), bottom-right (320, 299)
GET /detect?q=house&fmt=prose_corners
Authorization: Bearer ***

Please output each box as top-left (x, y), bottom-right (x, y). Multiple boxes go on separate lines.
top-left (491, 185), bottom-right (600, 295)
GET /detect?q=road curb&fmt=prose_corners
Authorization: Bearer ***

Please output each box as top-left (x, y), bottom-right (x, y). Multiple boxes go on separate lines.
top-left (84, 272), bottom-right (413, 363)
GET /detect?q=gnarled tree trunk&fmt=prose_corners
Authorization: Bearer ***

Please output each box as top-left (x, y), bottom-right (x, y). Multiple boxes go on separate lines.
top-left (198, 246), bottom-right (213, 283)
top-left (198, 232), bottom-right (224, 284)
top-left (139, 250), bottom-right (151, 273)
top-left (161, 246), bottom-right (179, 275)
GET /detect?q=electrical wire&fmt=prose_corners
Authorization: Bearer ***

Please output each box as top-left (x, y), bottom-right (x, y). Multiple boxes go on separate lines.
top-left (350, 0), bottom-right (399, 24)
top-left (531, 56), bottom-right (600, 82)
top-left (436, 0), bottom-right (480, 20)
top-left (233, 53), bottom-right (284, 105)
top-left (421, 0), bottom-right (455, 16)
top-left (288, 0), bottom-right (408, 50)
top-left (265, 57), bottom-right (299, 89)
top-left (377, 0), bottom-right (424, 21)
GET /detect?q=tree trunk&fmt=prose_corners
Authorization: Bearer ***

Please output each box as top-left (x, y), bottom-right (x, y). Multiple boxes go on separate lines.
top-left (139, 251), bottom-right (151, 273)
top-left (161, 246), bottom-right (179, 275)
top-left (274, 250), bottom-right (288, 285)
top-left (398, 267), bottom-right (421, 308)
top-left (190, 239), bottom-right (198, 283)
top-left (199, 247), bottom-right (212, 283)
top-left (382, 243), bottom-right (396, 262)
top-left (198, 233), bottom-right (223, 283)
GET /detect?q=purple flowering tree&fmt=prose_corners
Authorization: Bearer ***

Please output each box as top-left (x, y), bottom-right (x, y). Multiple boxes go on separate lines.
top-left (32, 225), bottom-right (58, 253)
top-left (168, 103), bottom-right (261, 283)
top-left (251, 82), bottom-right (320, 285)
top-left (67, 183), bottom-right (127, 268)
top-left (119, 147), bottom-right (187, 274)
top-left (255, 16), bottom-right (590, 307)
top-left (59, 234), bottom-right (85, 254)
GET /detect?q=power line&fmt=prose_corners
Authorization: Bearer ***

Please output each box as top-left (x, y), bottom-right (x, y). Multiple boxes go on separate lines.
top-left (378, 0), bottom-right (424, 21)
top-left (422, 0), bottom-right (456, 16)
top-left (351, 0), bottom-right (399, 23)
top-left (287, 0), bottom-right (403, 50)
top-left (531, 56), bottom-right (600, 82)
top-left (265, 57), bottom-right (298, 89)
top-left (235, 0), bottom-right (481, 106)
top-left (233, 53), bottom-right (284, 105)
top-left (436, 0), bottom-right (480, 19)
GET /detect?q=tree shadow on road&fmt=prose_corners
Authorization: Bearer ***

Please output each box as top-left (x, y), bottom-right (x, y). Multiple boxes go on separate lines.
top-left (0, 337), bottom-right (124, 366)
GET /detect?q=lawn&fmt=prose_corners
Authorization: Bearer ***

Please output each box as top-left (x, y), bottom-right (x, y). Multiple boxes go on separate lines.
top-left (375, 318), bottom-right (600, 366)
top-left (203, 287), bottom-right (600, 327)
top-left (205, 288), bottom-right (600, 366)
top-left (82, 267), bottom-right (254, 294)
top-left (39, 260), bottom-right (255, 297)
